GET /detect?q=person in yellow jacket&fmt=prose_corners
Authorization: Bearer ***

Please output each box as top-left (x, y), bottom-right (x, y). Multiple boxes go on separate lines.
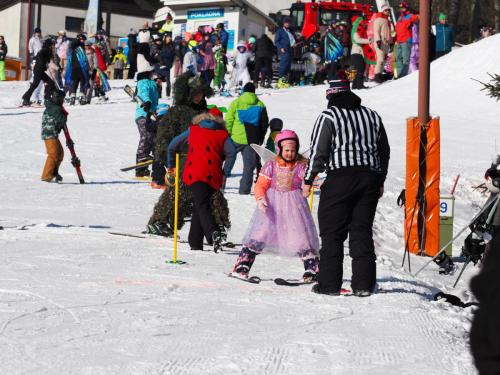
top-left (160, 13), bottom-right (174, 36)
top-left (112, 47), bottom-right (127, 79)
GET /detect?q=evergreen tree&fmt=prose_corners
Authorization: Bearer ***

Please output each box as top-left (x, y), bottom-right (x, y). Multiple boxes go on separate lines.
top-left (477, 73), bottom-right (500, 101)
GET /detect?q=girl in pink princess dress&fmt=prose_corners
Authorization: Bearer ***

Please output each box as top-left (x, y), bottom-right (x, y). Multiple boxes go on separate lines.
top-left (230, 130), bottom-right (320, 282)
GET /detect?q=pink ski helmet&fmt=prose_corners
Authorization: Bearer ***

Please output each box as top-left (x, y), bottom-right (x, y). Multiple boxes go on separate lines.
top-left (275, 129), bottom-right (300, 155)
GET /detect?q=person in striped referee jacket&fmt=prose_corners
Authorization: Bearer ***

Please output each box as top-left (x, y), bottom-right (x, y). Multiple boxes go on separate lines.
top-left (303, 73), bottom-right (390, 297)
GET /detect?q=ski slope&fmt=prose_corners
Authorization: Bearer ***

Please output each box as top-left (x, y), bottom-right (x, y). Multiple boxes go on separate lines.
top-left (1, 35), bottom-right (499, 374)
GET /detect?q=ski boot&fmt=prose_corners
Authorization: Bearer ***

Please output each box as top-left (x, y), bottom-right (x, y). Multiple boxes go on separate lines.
top-left (352, 290), bottom-right (372, 297)
top-left (434, 253), bottom-right (456, 275)
top-left (146, 222), bottom-right (174, 237)
top-left (21, 99), bottom-right (31, 107)
top-left (231, 247), bottom-right (257, 277)
top-left (212, 229), bottom-right (227, 253)
top-left (79, 96), bottom-right (87, 105)
top-left (302, 271), bottom-right (318, 283)
top-left (53, 167), bottom-right (63, 183)
top-left (69, 96), bottom-right (76, 106)
top-left (276, 77), bottom-right (290, 89)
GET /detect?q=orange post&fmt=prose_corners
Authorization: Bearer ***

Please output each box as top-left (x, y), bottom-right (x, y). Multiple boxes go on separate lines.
top-left (405, 117), bottom-right (440, 256)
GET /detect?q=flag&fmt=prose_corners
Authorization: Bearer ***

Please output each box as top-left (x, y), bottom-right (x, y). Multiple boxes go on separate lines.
top-left (84, 0), bottom-right (99, 35)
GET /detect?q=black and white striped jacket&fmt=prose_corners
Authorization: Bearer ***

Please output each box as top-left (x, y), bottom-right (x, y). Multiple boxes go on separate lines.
top-left (304, 105), bottom-right (390, 185)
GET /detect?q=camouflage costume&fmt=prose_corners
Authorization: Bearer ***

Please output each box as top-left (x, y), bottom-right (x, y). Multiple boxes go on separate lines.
top-left (147, 72), bottom-right (231, 234)
top-left (41, 100), bottom-right (66, 140)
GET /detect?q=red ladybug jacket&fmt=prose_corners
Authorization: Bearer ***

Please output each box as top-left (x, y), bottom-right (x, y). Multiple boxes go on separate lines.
top-left (167, 112), bottom-right (237, 190)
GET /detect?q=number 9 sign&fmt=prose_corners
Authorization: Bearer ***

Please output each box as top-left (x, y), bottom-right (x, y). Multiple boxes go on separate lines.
top-left (440, 197), bottom-right (454, 218)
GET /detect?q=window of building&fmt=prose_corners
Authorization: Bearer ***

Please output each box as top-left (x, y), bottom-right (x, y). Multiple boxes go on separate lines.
top-left (65, 16), bottom-right (85, 32)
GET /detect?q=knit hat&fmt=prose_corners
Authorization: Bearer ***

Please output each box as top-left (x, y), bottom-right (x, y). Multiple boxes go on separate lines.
top-left (243, 82), bottom-right (256, 93)
top-left (326, 73), bottom-right (350, 99)
top-left (439, 12), bottom-right (447, 21)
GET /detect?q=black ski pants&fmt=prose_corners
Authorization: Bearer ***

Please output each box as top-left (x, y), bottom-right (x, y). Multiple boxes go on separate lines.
top-left (326, 61), bottom-right (338, 82)
top-left (317, 169), bottom-right (380, 292)
top-left (350, 53), bottom-right (365, 89)
top-left (254, 57), bottom-right (273, 84)
top-left (22, 71), bottom-right (49, 103)
top-left (188, 182), bottom-right (218, 249)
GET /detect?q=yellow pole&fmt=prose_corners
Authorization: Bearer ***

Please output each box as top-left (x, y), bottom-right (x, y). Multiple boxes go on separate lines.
top-left (309, 186), bottom-right (315, 212)
top-left (172, 153), bottom-right (180, 263)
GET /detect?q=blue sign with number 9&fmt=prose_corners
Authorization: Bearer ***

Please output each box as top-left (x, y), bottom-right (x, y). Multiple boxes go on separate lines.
top-left (440, 202), bottom-right (448, 213)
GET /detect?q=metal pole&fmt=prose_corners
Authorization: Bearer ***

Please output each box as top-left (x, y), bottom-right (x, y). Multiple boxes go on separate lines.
top-left (173, 153), bottom-right (180, 263)
top-left (25, 0), bottom-right (32, 80)
top-left (418, 0), bottom-right (431, 123)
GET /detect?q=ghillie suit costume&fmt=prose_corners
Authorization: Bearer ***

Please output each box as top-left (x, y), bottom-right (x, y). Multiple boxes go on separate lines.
top-left (147, 72), bottom-right (231, 237)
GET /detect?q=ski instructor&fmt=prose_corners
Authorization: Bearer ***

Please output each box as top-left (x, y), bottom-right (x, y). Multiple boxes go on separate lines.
top-left (303, 73), bottom-right (390, 297)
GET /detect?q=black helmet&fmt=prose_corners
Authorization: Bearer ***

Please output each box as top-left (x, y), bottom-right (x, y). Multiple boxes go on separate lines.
top-left (34, 27), bottom-right (42, 34)
top-left (77, 33), bottom-right (87, 41)
top-left (43, 38), bottom-right (56, 49)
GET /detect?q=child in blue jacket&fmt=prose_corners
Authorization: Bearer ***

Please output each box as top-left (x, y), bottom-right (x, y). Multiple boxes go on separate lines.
top-left (135, 70), bottom-right (159, 177)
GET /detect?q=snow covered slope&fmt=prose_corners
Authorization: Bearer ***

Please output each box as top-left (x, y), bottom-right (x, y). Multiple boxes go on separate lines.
top-left (1, 35), bottom-right (499, 374)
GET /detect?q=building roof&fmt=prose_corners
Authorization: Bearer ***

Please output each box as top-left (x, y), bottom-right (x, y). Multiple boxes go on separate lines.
top-left (163, 0), bottom-right (277, 28)
top-left (0, 0), bottom-right (163, 18)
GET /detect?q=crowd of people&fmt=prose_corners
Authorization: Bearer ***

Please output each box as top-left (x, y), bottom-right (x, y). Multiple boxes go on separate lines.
top-left (16, 2), bottom-right (499, 107)
top-left (20, 27), bottom-right (113, 106)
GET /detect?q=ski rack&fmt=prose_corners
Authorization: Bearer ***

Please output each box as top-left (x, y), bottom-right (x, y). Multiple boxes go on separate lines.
top-left (413, 193), bottom-right (500, 280)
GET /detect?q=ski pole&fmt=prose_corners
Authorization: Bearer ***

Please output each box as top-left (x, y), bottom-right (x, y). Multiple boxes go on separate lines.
top-left (309, 186), bottom-right (315, 212)
top-left (413, 194), bottom-right (500, 277)
top-left (173, 153), bottom-right (180, 263)
top-left (62, 123), bottom-right (85, 184)
top-left (451, 174), bottom-right (460, 195)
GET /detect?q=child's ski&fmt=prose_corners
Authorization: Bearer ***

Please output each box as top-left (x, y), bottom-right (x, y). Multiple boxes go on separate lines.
top-left (109, 231), bottom-right (147, 239)
top-left (274, 278), bottom-right (314, 286)
top-left (62, 123), bottom-right (85, 184)
top-left (228, 273), bottom-right (261, 284)
top-left (120, 159), bottom-right (154, 172)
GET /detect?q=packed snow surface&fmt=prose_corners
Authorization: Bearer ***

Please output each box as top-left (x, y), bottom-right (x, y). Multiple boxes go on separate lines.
top-left (1, 35), bottom-right (500, 374)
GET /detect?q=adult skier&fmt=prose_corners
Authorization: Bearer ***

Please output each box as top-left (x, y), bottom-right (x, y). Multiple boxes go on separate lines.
top-left (21, 27), bottom-right (45, 106)
top-left (274, 17), bottom-right (295, 88)
top-left (395, 1), bottom-right (419, 78)
top-left (304, 73), bottom-right (390, 297)
top-left (225, 82), bottom-right (269, 195)
top-left (65, 34), bottom-right (90, 105)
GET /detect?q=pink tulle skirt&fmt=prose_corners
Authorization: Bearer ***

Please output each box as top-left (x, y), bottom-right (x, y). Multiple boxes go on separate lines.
top-left (242, 189), bottom-right (320, 257)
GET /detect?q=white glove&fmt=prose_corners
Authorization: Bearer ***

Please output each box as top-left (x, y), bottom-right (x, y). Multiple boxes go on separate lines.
top-left (257, 199), bottom-right (268, 213)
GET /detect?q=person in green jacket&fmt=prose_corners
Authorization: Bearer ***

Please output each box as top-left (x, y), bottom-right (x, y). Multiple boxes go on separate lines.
top-left (225, 82), bottom-right (269, 194)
